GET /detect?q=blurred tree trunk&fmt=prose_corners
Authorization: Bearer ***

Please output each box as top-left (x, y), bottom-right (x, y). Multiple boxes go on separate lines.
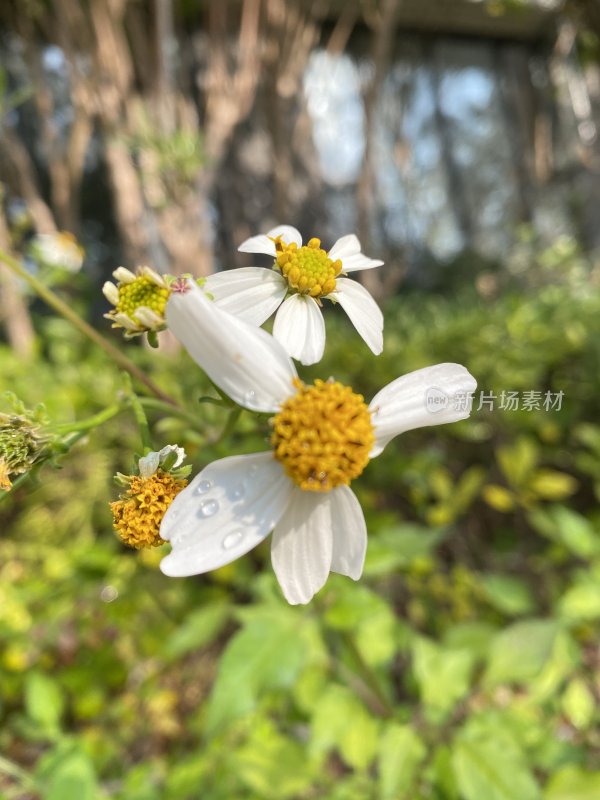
top-left (0, 204), bottom-right (35, 358)
top-left (357, 0), bottom-right (404, 301)
top-left (0, 0), bottom-right (265, 277)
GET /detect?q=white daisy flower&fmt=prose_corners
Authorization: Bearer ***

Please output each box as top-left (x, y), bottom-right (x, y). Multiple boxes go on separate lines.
top-left (102, 266), bottom-right (171, 337)
top-left (160, 280), bottom-right (477, 604)
top-left (31, 231), bottom-right (84, 272)
top-left (204, 224), bottom-right (384, 365)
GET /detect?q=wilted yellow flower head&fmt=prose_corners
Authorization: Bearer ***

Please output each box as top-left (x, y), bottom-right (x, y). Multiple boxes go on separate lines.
top-left (110, 445), bottom-right (188, 549)
top-left (0, 407), bottom-right (51, 491)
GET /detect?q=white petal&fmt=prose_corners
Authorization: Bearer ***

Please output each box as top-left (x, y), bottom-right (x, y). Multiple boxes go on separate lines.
top-left (271, 489), bottom-right (333, 604)
top-left (166, 281), bottom-right (297, 412)
top-left (329, 278), bottom-right (383, 355)
top-left (266, 225), bottom-right (302, 247)
top-left (135, 306), bottom-right (162, 327)
top-left (138, 451), bottom-right (160, 478)
top-left (206, 267), bottom-right (287, 326)
top-left (272, 294), bottom-right (325, 365)
top-left (113, 266), bottom-right (136, 283)
top-left (142, 266), bottom-right (166, 287)
top-left (368, 363), bottom-right (477, 457)
top-left (102, 281), bottom-right (119, 305)
top-left (113, 312), bottom-right (139, 331)
top-left (328, 234), bottom-right (383, 273)
top-left (158, 444), bottom-right (186, 469)
top-left (160, 452), bottom-right (293, 577)
top-left (329, 486), bottom-right (367, 580)
top-left (238, 234), bottom-right (277, 257)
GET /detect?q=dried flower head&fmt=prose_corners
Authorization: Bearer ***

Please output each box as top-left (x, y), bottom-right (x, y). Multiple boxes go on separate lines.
top-left (110, 446), bottom-right (189, 549)
top-left (0, 403), bottom-right (51, 491)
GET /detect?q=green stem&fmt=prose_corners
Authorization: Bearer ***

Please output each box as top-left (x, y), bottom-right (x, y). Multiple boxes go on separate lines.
top-left (54, 403), bottom-right (124, 434)
top-left (338, 630), bottom-right (393, 718)
top-left (139, 397), bottom-right (200, 429)
top-left (0, 247), bottom-right (176, 406)
top-left (0, 754), bottom-right (38, 791)
top-left (217, 406), bottom-right (242, 443)
top-left (122, 374), bottom-right (151, 451)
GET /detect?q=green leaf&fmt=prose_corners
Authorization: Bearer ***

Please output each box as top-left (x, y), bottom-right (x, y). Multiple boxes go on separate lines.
top-left (44, 751), bottom-right (97, 800)
top-left (480, 574), bottom-right (535, 616)
top-left (529, 470), bottom-right (577, 500)
top-left (233, 716), bottom-right (315, 799)
top-left (452, 739), bottom-right (540, 800)
top-left (364, 524), bottom-right (446, 577)
top-left (484, 619), bottom-right (558, 688)
top-left (25, 672), bottom-right (64, 732)
top-left (562, 679), bottom-right (595, 730)
top-left (324, 581), bottom-right (398, 666)
top-left (545, 766), bottom-right (600, 800)
top-left (528, 507), bottom-right (600, 559)
top-left (559, 581), bottom-right (600, 621)
top-left (378, 724), bottom-right (426, 799)
top-left (412, 638), bottom-right (474, 719)
top-left (310, 684), bottom-right (379, 770)
top-left (163, 604), bottom-right (230, 661)
top-left (497, 438), bottom-right (538, 487)
top-left (205, 609), bottom-right (308, 733)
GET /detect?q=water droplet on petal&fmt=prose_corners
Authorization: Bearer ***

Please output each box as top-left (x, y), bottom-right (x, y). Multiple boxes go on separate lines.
top-left (223, 530), bottom-right (244, 549)
top-left (198, 499), bottom-right (219, 517)
top-left (231, 483), bottom-right (245, 500)
top-left (244, 390), bottom-right (256, 406)
top-left (195, 479), bottom-right (212, 495)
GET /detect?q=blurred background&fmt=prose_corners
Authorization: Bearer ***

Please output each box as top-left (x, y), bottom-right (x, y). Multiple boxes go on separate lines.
top-left (1, 0), bottom-right (600, 798)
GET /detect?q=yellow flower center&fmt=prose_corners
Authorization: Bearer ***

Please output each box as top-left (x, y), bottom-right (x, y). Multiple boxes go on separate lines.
top-left (271, 379), bottom-right (374, 492)
top-left (111, 469), bottom-right (187, 549)
top-left (274, 237), bottom-right (342, 298)
top-left (116, 276), bottom-right (170, 325)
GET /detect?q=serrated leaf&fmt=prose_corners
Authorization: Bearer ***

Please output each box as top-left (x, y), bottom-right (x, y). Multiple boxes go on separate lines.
top-left (484, 619), bottom-right (558, 688)
top-left (205, 610), bottom-right (308, 733)
top-left (45, 751), bottom-right (97, 800)
top-left (412, 638), bottom-right (474, 719)
top-left (378, 724), bottom-right (426, 799)
top-left (310, 684), bottom-right (379, 770)
top-left (452, 738), bottom-right (540, 800)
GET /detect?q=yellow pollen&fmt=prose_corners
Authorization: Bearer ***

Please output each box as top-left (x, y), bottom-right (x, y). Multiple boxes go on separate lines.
top-left (110, 469), bottom-right (187, 549)
top-left (274, 237), bottom-right (342, 298)
top-left (116, 276), bottom-right (170, 325)
top-left (0, 460), bottom-right (12, 492)
top-left (271, 379), bottom-right (374, 492)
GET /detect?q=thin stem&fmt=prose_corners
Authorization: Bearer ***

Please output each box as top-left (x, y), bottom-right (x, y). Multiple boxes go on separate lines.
top-left (138, 397), bottom-right (200, 429)
top-left (338, 629), bottom-right (393, 718)
top-left (217, 406), bottom-right (242, 443)
top-left (54, 403), bottom-right (124, 434)
top-left (122, 373), bottom-right (151, 451)
top-left (0, 755), bottom-right (38, 791)
top-left (0, 247), bottom-right (176, 405)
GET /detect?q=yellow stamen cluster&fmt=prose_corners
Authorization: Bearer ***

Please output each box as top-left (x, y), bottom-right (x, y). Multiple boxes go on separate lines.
top-left (275, 237), bottom-right (342, 298)
top-left (271, 379), bottom-right (374, 492)
top-left (111, 470), bottom-right (187, 549)
top-left (116, 276), bottom-right (169, 324)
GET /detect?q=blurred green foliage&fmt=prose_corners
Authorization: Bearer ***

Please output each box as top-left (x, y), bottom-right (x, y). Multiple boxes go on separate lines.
top-left (1, 235), bottom-right (600, 799)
